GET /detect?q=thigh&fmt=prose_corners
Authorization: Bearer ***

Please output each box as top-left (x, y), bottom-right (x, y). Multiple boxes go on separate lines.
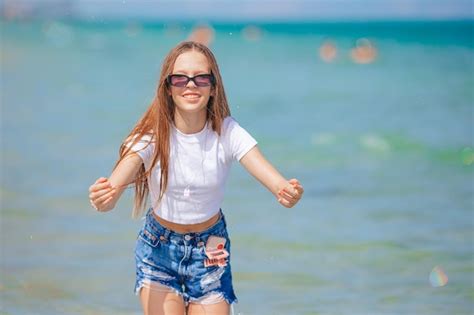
top-left (139, 281), bottom-right (186, 315)
top-left (187, 300), bottom-right (230, 315)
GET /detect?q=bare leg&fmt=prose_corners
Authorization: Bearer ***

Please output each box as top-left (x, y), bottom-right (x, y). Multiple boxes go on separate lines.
top-left (139, 280), bottom-right (186, 315)
top-left (187, 301), bottom-right (230, 315)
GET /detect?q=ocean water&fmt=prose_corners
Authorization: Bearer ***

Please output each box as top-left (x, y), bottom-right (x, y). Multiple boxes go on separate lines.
top-left (1, 19), bottom-right (473, 314)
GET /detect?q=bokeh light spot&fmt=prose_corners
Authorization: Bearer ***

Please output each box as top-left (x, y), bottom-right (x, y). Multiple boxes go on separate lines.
top-left (429, 266), bottom-right (448, 287)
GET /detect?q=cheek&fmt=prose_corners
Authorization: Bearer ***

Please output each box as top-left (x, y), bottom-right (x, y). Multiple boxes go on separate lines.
top-left (202, 94), bottom-right (211, 102)
top-left (203, 89), bottom-right (213, 100)
top-left (170, 94), bottom-right (179, 105)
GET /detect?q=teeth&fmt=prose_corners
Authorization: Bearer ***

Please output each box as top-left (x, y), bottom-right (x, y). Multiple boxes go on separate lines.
top-left (183, 95), bottom-right (200, 99)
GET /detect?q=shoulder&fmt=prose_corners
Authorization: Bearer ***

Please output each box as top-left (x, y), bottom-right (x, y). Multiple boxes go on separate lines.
top-left (126, 129), bottom-right (155, 142)
top-left (222, 116), bottom-right (239, 133)
top-left (223, 116), bottom-right (235, 126)
top-left (124, 131), bottom-right (155, 150)
top-left (220, 116), bottom-right (255, 140)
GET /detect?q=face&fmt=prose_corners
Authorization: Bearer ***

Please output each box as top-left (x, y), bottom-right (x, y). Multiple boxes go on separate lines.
top-left (169, 50), bottom-right (214, 116)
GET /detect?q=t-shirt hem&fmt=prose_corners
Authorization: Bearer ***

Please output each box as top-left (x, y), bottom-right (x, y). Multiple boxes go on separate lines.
top-left (236, 141), bottom-right (258, 162)
top-left (153, 208), bottom-right (222, 225)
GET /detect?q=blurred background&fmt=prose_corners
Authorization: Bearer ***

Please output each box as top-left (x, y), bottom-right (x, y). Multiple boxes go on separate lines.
top-left (1, 0), bottom-right (473, 314)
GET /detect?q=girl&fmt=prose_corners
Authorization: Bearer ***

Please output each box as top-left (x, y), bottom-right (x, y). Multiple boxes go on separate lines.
top-left (88, 41), bottom-right (304, 315)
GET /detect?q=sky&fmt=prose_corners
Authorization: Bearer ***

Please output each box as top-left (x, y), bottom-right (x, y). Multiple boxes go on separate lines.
top-left (1, 0), bottom-right (473, 21)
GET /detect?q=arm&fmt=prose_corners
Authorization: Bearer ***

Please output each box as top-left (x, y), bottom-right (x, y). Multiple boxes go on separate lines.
top-left (239, 145), bottom-right (303, 208)
top-left (88, 152), bottom-right (143, 212)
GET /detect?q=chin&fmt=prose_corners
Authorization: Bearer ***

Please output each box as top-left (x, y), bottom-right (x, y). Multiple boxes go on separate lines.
top-left (176, 102), bottom-right (207, 113)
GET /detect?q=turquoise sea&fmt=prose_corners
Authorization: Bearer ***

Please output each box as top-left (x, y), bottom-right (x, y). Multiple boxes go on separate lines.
top-left (1, 19), bottom-right (473, 314)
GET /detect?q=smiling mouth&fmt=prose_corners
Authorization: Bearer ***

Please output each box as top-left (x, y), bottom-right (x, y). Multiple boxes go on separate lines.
top-left (182, 94), bottom-right (201, 99)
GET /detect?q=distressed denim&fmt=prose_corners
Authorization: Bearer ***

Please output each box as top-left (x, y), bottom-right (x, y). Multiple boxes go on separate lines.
top-left (134, 207), bottom-right (238, 305)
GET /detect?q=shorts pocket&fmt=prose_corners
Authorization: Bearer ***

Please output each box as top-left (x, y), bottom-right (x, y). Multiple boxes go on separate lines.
top-left (138, 225), bottom-right (160, 248)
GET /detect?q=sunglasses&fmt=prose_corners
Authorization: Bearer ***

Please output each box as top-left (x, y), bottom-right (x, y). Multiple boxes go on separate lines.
top-left (166, 74), bottom-right (215, 87)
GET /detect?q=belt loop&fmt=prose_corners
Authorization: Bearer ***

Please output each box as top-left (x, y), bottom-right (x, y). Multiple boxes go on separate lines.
top-left (163, 229), bottom-right (171, 241)
top-left (195, 235), bottom-right (205, 247)
top-left (146, 207), bottom-right (153, 222)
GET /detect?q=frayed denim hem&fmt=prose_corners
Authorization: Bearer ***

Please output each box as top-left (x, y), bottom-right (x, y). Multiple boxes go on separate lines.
top-left (135, 279), bottom-right (238, 308)
top-left (134, 278), bottom-right (184, 300)
top-left (187, 288), bottom-right (238, 306)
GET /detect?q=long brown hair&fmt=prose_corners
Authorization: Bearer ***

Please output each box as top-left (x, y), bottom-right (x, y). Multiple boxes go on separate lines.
top-left (113, 41), bottom-right (231, 219)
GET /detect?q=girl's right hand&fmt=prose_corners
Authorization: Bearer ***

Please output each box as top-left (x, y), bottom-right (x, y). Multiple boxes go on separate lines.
top-left (88, 177), bottom-right (116, 212)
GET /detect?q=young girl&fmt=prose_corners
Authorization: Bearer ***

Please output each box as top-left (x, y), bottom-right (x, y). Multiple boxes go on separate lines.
top-left (88, 41), bottom-right (303, 315)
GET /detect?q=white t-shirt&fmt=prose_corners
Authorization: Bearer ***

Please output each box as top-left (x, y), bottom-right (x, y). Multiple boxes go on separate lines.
top-left (126, 116), bottom-right (258, 224)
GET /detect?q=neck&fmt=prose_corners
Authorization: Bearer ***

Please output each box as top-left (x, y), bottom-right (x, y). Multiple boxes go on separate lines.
top-left (173, 109), bottom-right (207, 134)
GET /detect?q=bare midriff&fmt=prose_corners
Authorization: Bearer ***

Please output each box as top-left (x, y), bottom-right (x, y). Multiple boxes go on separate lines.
top-left (152, 211), bottom-right (221, 234)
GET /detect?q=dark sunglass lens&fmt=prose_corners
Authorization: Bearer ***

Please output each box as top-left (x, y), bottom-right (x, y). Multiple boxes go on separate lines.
top-left (170, 75), bottom-right (188, 87)
top-left (194, 75), bottom-right (212, 86)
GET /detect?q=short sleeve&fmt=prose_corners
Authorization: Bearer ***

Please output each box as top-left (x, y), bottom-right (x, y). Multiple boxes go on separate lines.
top-left (124, 133), bottom-right (155, 167)
top-left (223, 117), bottom-right (258, 161)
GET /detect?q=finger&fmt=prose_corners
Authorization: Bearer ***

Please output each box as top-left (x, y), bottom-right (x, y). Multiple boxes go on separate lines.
top-left (277, 196), bottom-right (294, 208)
top-left (93, 177), bottom-right (108, 187)
top-left (279, 184), bottom-right (298, 198)
top-left (291, 183), bottom-right (304, 195)
top-left (89, 181), bottom-right (110, 193)
top-left (279, 189), bottom-right (297, 201)
top-left (90, 181), bottom-right (113, 193)
top-left (89, 186), bottom-right (114, 200)
top-left (283, 186), bottom-right (299, 198)
top-left (92, 177), bottom-right (109, 186)
top-left (288, 178), bottom-right (301, 185)
top-left (291, 182), bottom-right (304, 193)
top-left (103, 195), bottom-right (114, 205)
top-left (289, 180), bottom-right (303, 191)
top-left (96, 196), bottom-right (114, 212)
top-left (95, 188), bottom-right (116, 205)
top-left (278, 191), bottom-right (297, 206)
top-left (89, 188), bottom-right (114, 203)
top-left (90, 199), bottom-right (97, 208)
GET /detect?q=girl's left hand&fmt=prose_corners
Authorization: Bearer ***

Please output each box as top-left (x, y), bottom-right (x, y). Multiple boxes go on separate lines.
top-left (277, 178), bottom-right (304, 208)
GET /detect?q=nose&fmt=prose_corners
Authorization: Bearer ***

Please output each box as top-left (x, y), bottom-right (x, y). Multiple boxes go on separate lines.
top-left (185, 78), bottom-right (197, 88)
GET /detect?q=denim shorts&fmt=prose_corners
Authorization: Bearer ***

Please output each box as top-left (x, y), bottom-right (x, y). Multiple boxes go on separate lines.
top-left (134, 207), bottom-right (238, 306)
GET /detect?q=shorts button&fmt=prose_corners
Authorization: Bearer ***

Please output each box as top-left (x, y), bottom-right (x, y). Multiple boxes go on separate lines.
top-left (184, 235), bottom-right (192, 241)
top-left (159, 235), bottom-right (166, 241)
